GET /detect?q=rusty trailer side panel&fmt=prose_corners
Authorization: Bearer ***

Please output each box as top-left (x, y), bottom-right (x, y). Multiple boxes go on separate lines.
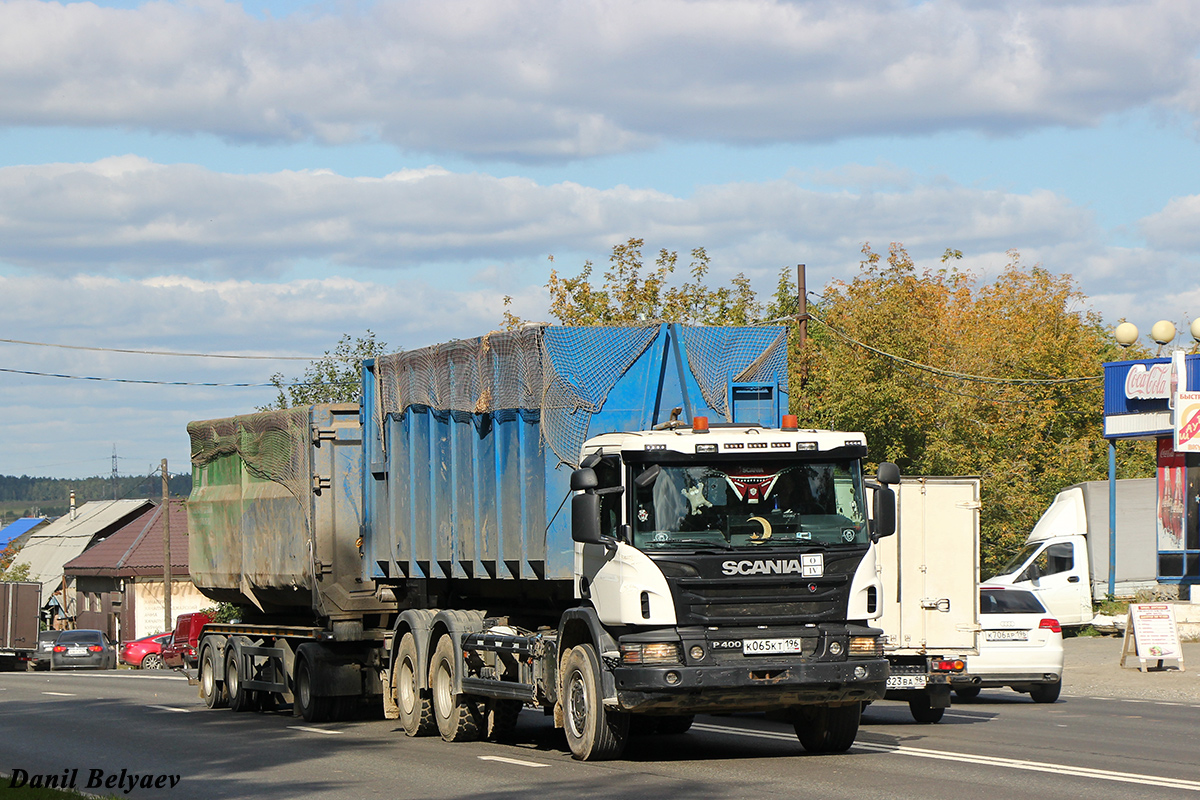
top-left (187, 404), bottom-right (387, 619)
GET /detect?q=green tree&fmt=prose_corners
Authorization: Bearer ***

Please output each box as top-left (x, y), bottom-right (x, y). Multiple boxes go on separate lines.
top-left (506, 238), bottom-right (762, 327)
top-left (0, 541), bottom-right (30, 582)
top-left (261, 331), bottom-right (390, 409)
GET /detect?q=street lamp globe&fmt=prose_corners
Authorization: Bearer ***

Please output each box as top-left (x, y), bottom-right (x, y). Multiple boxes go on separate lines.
top-left (1192, 319), bottom-right (1200, 344)
top-left (1151, 320), bottom-right (1177, 346)
top-left (1114, 322), bottom-right (1139, 347)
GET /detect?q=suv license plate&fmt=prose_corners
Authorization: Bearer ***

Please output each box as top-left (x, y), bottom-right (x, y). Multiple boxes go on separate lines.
top-left (742, 638), bottom-right (804, 655)
top-left (886, 674), bottom-right (927, 690)
top-left (985, 630), bottom-right (1029, 641)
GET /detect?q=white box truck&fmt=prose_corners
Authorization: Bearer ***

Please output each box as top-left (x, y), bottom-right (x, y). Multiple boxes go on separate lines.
top-left (985, 479), bottom-right (1157, 626)
top-left (874, 476), bottom-right (980, 723)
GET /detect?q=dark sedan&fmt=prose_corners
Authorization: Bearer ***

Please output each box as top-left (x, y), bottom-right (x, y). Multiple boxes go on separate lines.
top-left (50, 630), bottom-right (117, 671)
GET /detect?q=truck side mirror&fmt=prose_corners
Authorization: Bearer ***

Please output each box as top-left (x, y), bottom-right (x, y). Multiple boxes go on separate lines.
top-left (571, 492), bottom-right (616, 552)
top-left (872, 486), bottom-right (896, 540)
top-left (571, 467), bottom-right (598, 491)
top-left (634, 464), bottom-right (661, 488)
top-left (877, 462), bottom-right (900, 485)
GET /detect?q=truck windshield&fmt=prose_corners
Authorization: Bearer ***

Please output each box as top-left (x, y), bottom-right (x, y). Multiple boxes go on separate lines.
top-left (631, 459), bottom-right (868, 550)
top-left (993, 541), bottom-right (1043, 579)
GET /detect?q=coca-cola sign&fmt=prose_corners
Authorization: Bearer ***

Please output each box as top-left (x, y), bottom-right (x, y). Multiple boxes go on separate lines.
top-left (1125, 363), bottom-right (1170, 400)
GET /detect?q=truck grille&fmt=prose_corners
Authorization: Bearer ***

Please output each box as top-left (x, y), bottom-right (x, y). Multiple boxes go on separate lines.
top-left (668, 577), bottom-right (848, 626)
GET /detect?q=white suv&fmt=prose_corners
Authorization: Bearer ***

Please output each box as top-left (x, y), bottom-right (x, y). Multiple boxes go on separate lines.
top-left (953, 586), bottom-right (1064, 703)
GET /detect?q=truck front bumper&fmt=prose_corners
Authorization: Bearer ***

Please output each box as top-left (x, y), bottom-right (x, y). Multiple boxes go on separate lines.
top-left (611, 657), bottom-right (888, 713)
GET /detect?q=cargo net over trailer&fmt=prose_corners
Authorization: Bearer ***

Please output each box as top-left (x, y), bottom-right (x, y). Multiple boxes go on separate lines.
top-left (188, 407), bottom-right (314, 537)
top-left (373, 324), bottom-right (789, 468)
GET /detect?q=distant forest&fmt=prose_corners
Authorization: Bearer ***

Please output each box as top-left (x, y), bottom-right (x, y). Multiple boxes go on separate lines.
top-left (0, 473), bottom-right (193, 524)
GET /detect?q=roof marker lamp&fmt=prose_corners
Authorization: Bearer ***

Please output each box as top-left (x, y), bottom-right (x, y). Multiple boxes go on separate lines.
top-left (692, 416), bottom-right (709, 434)
top-left (781, 414), bottom-right (798, 431)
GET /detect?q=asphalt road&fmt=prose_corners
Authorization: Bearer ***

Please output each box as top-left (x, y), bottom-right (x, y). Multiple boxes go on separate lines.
top-left (1, 665), bottom-right (1198, 800)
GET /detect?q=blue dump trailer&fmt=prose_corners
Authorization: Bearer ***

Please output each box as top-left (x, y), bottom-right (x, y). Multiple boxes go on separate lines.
top-left (187, 323), bottom-right (899, 760)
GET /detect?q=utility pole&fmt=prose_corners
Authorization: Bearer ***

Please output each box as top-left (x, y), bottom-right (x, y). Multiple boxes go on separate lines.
top-left (162, 459), bottom-right (172, 632)
top-left (111, 445), bottom-right (118, 500)
top-left (796, 264), bottom-right (810, 385)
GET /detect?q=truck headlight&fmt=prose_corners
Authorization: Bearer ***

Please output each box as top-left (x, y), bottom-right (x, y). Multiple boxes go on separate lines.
top-left (848, 636), bottom-right (882, 657)
top-left (620, 642), bottom-right (682, 665)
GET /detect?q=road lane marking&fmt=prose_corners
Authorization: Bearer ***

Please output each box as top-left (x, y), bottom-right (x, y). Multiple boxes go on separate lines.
top-left (42, 692), bottom-right (76, 697)
top-left (477, 756), bottom-right (549, 768)
top-left (147, 705), bottom-right (192, 713)
top-left (288, 726), bottom-right (344, 735)
top-left (692, 723), bottom-right (1200, 792)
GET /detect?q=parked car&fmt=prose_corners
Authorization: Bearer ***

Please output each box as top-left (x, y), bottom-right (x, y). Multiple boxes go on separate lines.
top-left (952, 586), bottom-right (1064, 703)
top-left (29, 630), bottom-right (61, 671)
top-left (160, 612), bottom-right (212, 669)
top-left (50, 629), bottom-right (117, 671)
top-left (120, 632), bottom-right (172, 669)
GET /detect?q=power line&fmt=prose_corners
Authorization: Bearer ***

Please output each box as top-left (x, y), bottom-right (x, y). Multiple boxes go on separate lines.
top-left (0, 366), bottom-right (273, 387)
top-left (0, 337), bottom-right (316, 360)
top-left (808, 313), bottom-right (1103, 386)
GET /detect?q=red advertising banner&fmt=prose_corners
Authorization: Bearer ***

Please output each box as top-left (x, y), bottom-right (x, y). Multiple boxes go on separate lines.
top-left (1157, 438), bottom-right (1186, 552)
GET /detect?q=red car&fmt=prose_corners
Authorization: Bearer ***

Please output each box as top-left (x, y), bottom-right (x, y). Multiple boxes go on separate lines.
top-left (161, 613), bottom-right (212, 669)
top-left (120, 632), bottom-right (172, 669)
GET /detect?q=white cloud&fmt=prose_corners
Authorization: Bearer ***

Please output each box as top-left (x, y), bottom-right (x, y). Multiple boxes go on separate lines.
top-left (1, 0), bottom-right (1198, 159)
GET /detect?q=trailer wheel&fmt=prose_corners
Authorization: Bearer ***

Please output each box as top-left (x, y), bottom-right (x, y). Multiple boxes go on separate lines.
top-left (395, 632), bottom-right (435, 736)
top-left (431, 635), bottom-right (480, 742)
top-left (484, 699), bottom-right (523, 741)
top-left (199, 645), bottom-right (227, 709)
top-left (907, 693), bottom-right (945, 724)
top-left (795, 704), bottom-right (860, 753)
top-left (225, 647), bottom-right (255, 713)
top-left (561, 644), bottom-right (628, 761)
top-left (295, 656), bottom-right (334, 722)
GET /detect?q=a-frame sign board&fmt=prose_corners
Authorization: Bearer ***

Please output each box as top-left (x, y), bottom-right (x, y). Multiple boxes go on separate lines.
top-left (1120, 603), bottom-right (1185, 672)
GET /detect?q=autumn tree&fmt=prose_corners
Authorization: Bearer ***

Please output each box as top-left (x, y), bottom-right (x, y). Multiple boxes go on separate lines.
top-left (261, 331), bottom-right (391, 409)
top-left (505, 238), bottom-right (762, 327)
top-left (785, 243), bottom-right (1155, 573)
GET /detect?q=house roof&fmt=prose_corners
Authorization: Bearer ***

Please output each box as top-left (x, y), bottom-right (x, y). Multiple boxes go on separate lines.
top-left (0, 517), bottom-right (48, 550)
top-left (64, 499), bottom-right (189, 578)
top-left (15, 500), bottom-right (155, 599)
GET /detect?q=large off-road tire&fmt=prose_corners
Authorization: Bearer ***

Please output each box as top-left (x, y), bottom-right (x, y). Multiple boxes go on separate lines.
top-left (225, 647), bottom-right (255, 713)
top-left (953, 686), bottom-right (981, 701)
top-left (908, 693), bottom-right (945, 724)
top-left (795, 704), bottom-right (860, 753)
top-left (431, 635), bottom-right (481, 742)
top-left (199, 645), bottom-right (227, 709)
top-left (1029, 679), bottom-right (1062, 704)
top-left (395, 633), bottom-right (435, 736)
top-left (295, 656), bottom-right (334, 722)
top-left (561, 644), bottom-right (629, 761)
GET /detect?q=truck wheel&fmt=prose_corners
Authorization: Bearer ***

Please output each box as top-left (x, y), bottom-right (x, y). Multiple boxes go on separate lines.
top-left (1029, 680), bottom-right (1061, 704)
top-left (953, 686), bottom-right (980, 701)
top-left (656, 714), bottom-right (695, 735)
top-left (296, 656), bottom-right (334, 722)
top-left (395, 633), bottom-right (435, 736)
top-left (908, 693), bottom-right (945, 724)
top-left (795, 704), bottom-right (860, 753)
top-left (225, 648), bottom-right (255, 713)
top-left (561, 644), bottom-right (629, 761)
top-left (484, 699), bottom-right (523, 741)
top-left (199, 645), bottom-right (227, 709)
top-left (431, 635), bottom-right (480, 742)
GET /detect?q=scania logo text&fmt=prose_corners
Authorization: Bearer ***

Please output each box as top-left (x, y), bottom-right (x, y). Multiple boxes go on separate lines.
top-left (720, 557), bottom-right (823, 577)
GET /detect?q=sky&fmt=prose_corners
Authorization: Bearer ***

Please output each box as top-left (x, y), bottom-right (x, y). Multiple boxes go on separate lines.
top-left (2, 0), bottom-right (1200, 481)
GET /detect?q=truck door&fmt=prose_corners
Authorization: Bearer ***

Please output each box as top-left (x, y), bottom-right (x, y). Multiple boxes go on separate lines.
top-left (1012, 537), bottom-right (1091, 625)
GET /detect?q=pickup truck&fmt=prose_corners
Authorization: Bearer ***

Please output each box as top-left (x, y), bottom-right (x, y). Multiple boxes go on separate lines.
top-left (161, 612), bottom-right (211, 669)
